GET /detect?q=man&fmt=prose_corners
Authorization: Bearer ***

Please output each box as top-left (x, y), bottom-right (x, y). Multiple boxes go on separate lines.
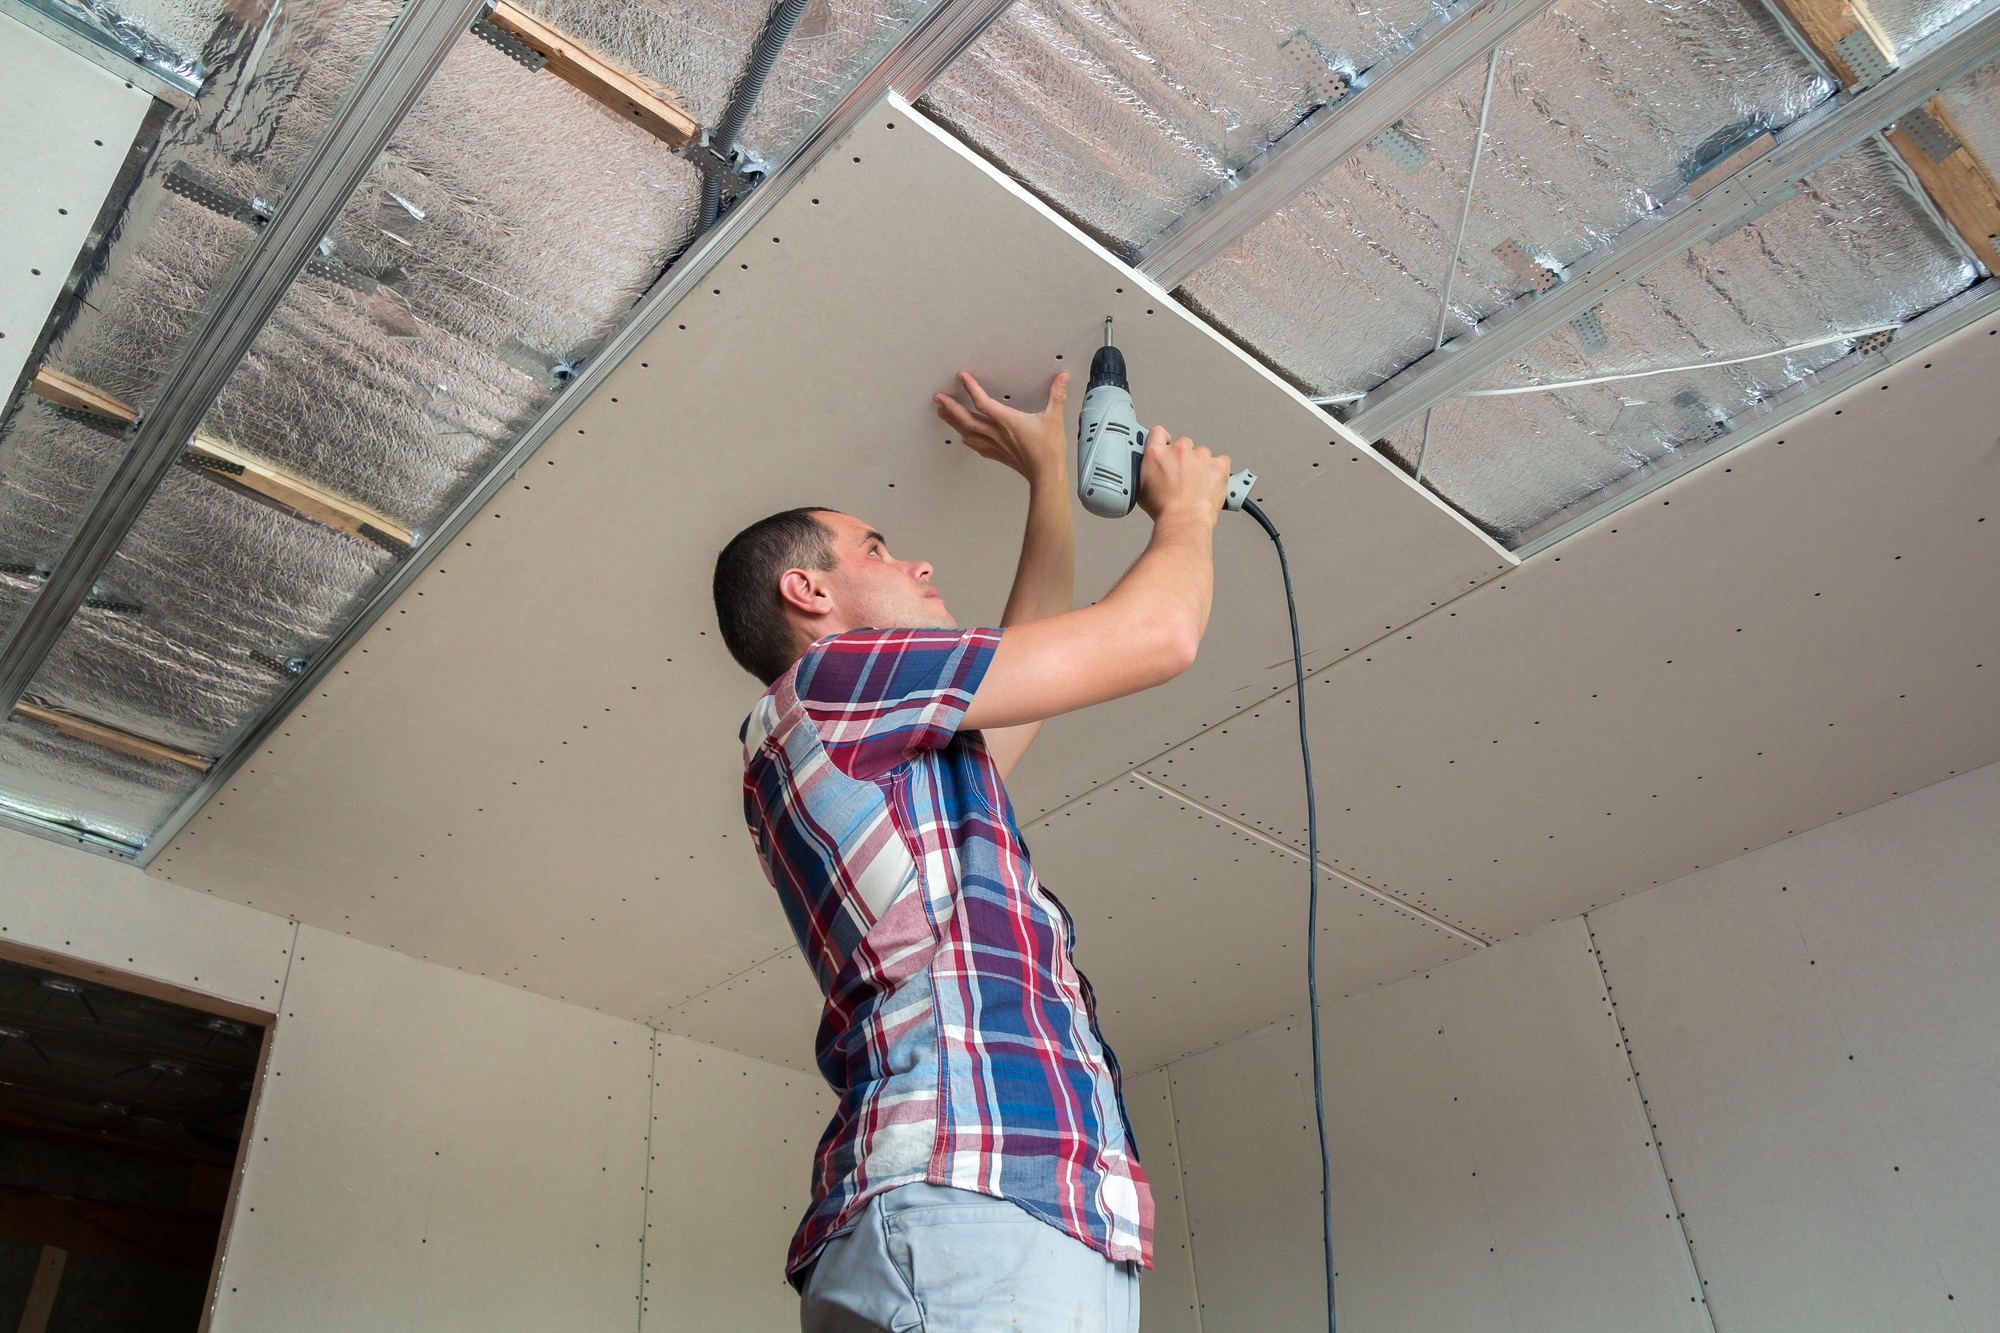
top-left (713, 368), bottom-right (1231, 1332)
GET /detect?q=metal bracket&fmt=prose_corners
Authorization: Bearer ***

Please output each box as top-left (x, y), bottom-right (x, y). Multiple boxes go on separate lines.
top-left (161, 164), bottom-right (272, 229)
top-left (1832, 28), bottom-right (1897, 92)
top-left (1897, 107), bottom-right (1963, 162)
top-left (468, 10), bottom-right (547, 70)
top-left (1569, 308), bottom-right (1609, 354)
top-left (682, 132), bottom-right (769, 194)
top-left (1367, 122), bottom-right (1428, 173)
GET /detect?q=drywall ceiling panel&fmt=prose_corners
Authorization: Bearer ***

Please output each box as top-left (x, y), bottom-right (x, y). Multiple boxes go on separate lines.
top-left (1140, 312), bottom-right (2000, 941)
top-left (653, 945), bottom-right (820, 1073)
top-left (650, 774), bottom-right (1478, 1077)
top-left (214, 926), bottom-right (653, 1332)
top-left (1026, 776), bottom-right (1476, 1070)
top-left (0, 14), bottom-right (152, 397)
top-left (1586, 763), bottom-right (2000, 1327)
top-left (147, 102), bottom-right (1504, 1022)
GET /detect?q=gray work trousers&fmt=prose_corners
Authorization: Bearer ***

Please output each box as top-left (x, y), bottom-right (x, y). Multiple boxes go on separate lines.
top-left (799, 1184), bottom-right (1143, 1333)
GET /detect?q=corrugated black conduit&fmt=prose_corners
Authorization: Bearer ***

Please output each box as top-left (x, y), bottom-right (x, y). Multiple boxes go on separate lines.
top-left (698, 0), bottom-right (813, 230)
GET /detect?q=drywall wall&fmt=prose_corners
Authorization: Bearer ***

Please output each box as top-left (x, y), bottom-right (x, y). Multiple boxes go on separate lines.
top-left (0, 828), bottom-right (831, 1331)
top-left (642, 1033), bottom-right (831, 1329)
top-left (1588, 759), bottom-right (2000, 1329)
top-left (1156, 762), bottom-right (2000, 1331)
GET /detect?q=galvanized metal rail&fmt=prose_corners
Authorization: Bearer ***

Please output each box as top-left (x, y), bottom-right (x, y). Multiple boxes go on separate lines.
top-left (135, 0), bottom-right (1021, 862)
top-left (1134, 0), bottom-right (1556, 289)
top-left (1342, 2), bottom-right (2000, 444)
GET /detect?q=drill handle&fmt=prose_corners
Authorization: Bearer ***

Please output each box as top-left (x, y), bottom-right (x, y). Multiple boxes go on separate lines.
top-left (1223, 468), bottom-right (1257, 512)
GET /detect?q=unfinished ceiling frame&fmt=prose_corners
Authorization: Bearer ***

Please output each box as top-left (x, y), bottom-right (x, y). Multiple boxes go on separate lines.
top-left (1134, 0), bottom-right (1557, 290)
top-left (0, 0), bottom-right (492, 720)
top-left (1342, 3), bottom-right (2000, 446)
top-left (1509, 275), bottom-right (1997, 553)
top-left (117, 0), bottom-right (1022, 866)
top-left (0, 0), bottom-right (203, 103)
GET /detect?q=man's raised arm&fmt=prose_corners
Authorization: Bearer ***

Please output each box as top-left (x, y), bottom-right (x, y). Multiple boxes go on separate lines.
top-left (963, 428), bottom-right (1229, 733)
top-left (934, 372), bottom-right (1076, 778)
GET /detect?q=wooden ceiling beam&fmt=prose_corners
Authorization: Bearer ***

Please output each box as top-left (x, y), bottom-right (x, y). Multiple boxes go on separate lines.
top-left (480, 0), bottom-right (699, 149)
top-left (1770, 0), bottom-right (2000, 271)
top-left (184, 434), bottom-right (415, 551)
top-left (11, 702), bottom-right (213, 771)
top-left (27, 367), bottom-right (138, 423)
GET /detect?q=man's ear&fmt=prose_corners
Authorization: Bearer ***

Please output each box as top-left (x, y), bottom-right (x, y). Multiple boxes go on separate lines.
top-left (777, 567), bottom-right (830, 619)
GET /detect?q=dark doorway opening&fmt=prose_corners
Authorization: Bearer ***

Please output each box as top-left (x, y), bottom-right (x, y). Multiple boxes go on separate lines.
top-left (0, 948), bottom-right (267, 1333)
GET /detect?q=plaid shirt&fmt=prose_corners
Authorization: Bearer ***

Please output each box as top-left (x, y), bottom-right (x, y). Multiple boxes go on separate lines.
top-left (740, 627), bottom-right (1152, 1280)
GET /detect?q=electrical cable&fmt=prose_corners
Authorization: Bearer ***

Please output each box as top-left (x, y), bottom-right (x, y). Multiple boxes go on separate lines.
top-left (1239, 497), bottom-right (1334, 1333)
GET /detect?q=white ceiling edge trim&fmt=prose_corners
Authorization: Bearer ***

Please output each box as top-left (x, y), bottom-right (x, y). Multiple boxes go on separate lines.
top-left (1124, 772), bottom-right (1491, 948)
top-left (888, 93), bottom-right (1520, 567)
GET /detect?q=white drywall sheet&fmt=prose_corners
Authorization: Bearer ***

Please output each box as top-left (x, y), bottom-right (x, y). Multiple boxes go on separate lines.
top-left (212, 926), bottom-right (654, 1331)
top-left (0, 825), bottom-right (293, 1012)
top-left (1167, 919), bottom-right (1705, 1333)
top-left (0, 13), bottom-right (151, 395)
top-left (1588, 761), bottom-right (2000, 1329)
top-left (1141, 310), bottom-right (2000, 941)
top-left (642, 1032), bottom-right (831, 1330)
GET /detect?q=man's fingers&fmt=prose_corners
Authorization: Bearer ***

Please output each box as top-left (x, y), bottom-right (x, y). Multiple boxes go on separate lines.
top-left (1044, 372), bottom-right (1069, 409)
top-left (934, 393), bottom-right (991, 440)
top-left (958, 371), bottom-right (1006, 417)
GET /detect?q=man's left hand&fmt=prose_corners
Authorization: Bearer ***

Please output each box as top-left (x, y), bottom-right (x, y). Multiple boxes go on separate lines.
top-left (934, 372), bottom-right (1069, 487)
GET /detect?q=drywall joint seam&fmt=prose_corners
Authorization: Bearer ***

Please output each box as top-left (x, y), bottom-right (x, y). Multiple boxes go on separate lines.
top-left (1508, 282), bottom-right (1999, 557)
top-left (1161, 1065), bottom-right (1206, 1333)
top-left (1343, 0), bottom-right (2000, 443)
top-left (0, 0), bottom-right (492, 721)
top-left (635, 1027), bottom-right (659, 1328)
top-left (1129, 772), bottom-right (1491, 948)
top-left (1582, 913), bottom-right (1719, 1332)
top-left (138, 0), bottom-right (1025, 866)
top-left (645, 944), bottom-right (800, 1030)
top-left (1134, 0), bottom-right (1556, 288)
top-left (1024, 562), bottom-right (1507, 834)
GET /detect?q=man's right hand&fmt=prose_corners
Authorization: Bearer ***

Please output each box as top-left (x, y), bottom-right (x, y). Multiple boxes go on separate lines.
top-left (1137, 426), bottom-right (1232, 525)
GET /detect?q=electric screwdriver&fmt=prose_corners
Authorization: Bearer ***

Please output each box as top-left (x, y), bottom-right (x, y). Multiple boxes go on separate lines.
top-left (1076, 318), bottom-right (1255, 518)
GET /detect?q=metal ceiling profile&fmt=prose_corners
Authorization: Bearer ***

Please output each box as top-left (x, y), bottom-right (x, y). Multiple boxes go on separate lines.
top-left (0, 0), bottom-right (489, 732)
top-left (128, 0), bottom-right (1021, 864)
top-left (1342, 2), bottom-right (2000, 445)
top-left (0, 0), bottom-right (205, 103)
top-left (1135, 0), bottom-right (1557, 290)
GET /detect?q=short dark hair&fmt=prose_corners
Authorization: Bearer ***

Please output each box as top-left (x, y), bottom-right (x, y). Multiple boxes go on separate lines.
top-left (713, 507), bottom-right (839, 684)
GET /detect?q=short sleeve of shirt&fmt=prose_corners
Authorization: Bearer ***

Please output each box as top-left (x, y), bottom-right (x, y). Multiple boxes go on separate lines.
top-left (792, 627), bottom-right (1000, 782)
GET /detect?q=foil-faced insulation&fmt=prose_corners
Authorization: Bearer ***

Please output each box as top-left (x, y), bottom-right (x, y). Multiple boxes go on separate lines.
top-left (1936, 52), bottom-right (2000, 172)
top-left (15, 33), bottom-right (702, 761)
top-left (54, 0), bottom-right (226, 80)
top-left (513, 0), bottom-right (927, 169)
top-left (919, 0), bottom-right (1442, 252)
top-left (1385, 141), bottom-right (1976, 543)
top-left (1869, 0), bottom-right (1988, 52)
top-left (1180, 0), bottom-right (1829, 400)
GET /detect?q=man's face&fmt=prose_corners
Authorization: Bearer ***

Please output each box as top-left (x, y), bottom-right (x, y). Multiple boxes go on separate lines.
top-left (812, 511), bottom-right (956, 632)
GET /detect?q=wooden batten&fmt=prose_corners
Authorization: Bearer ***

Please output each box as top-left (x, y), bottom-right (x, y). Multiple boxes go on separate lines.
top-left (11, 702), bottom-right (213, 772)
top-left (186, 435), bottom-right (415, 551)
top-left (27, 368), bottom-right (138, 423)
top-left (482, 0), bottom-right (699, 148)
top-left (1768, 0), bottom-right (2000, 272)
top-left (1884, 101), bottom-right (2000, 273)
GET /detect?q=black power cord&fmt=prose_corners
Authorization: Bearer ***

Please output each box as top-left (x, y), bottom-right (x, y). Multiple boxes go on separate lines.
top-left (1240, 498), bottom-right (1335, 1333)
